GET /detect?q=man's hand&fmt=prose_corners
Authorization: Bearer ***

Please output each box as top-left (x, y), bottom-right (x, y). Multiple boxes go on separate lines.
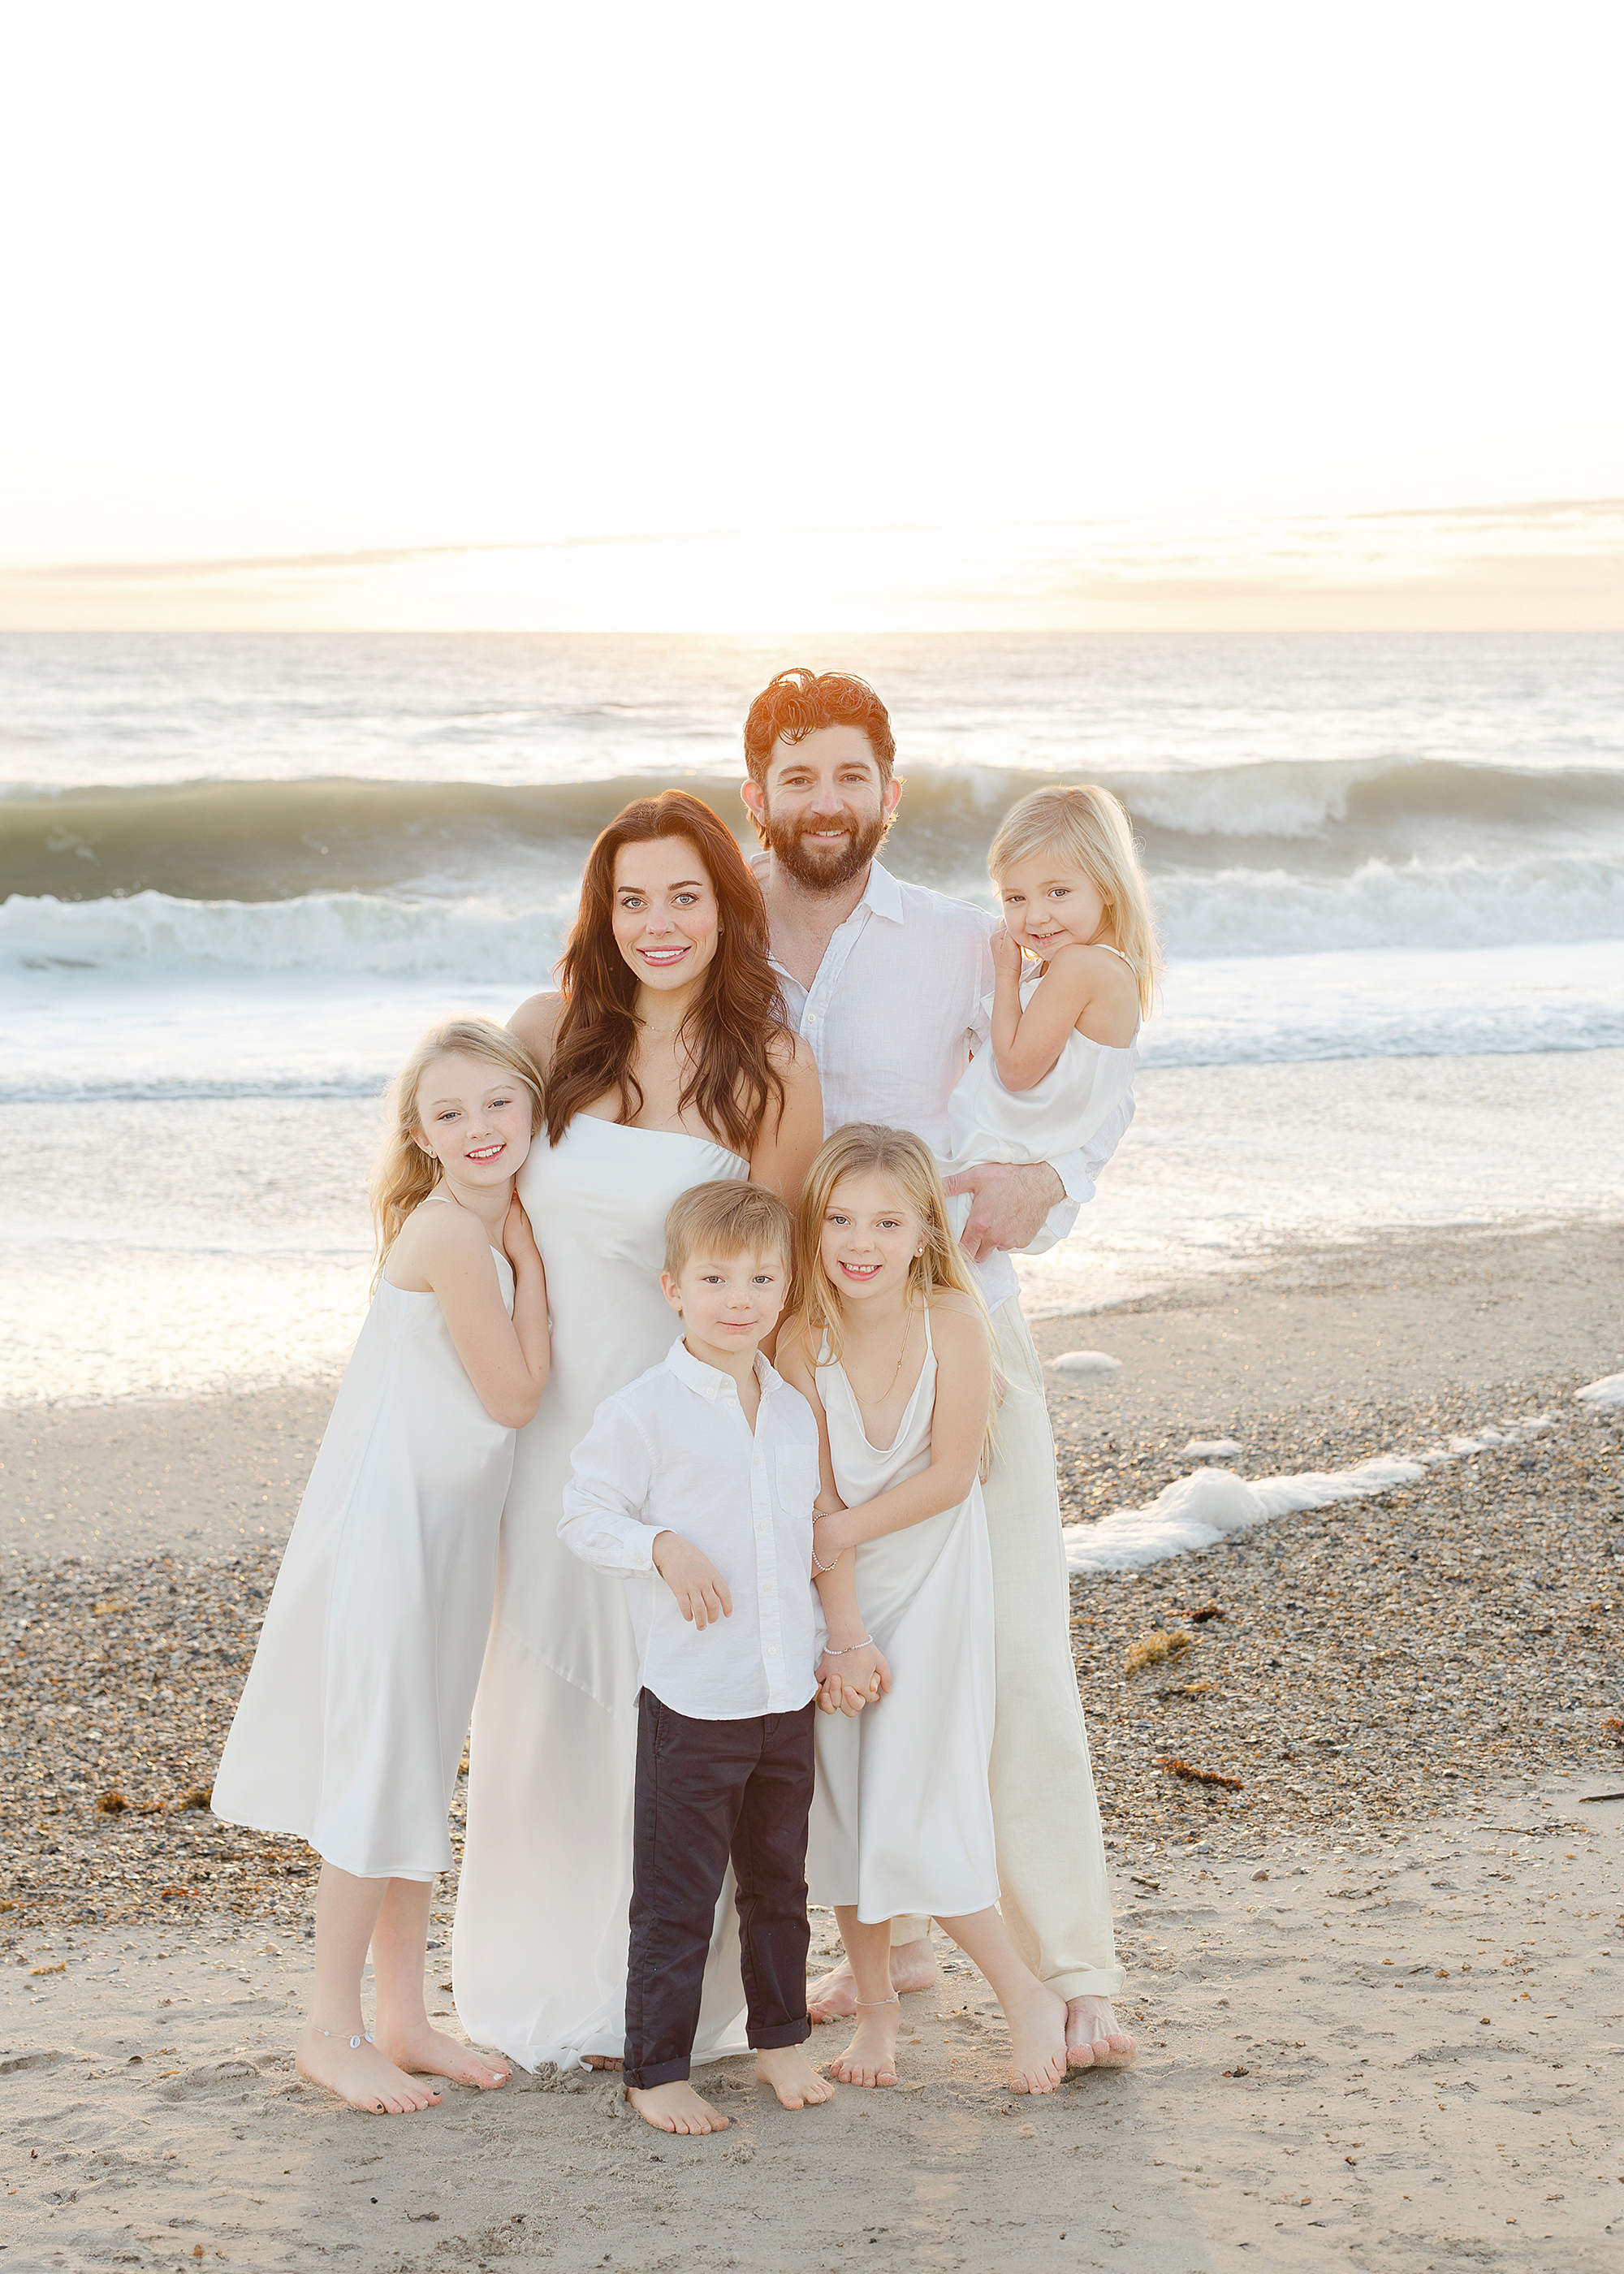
top-left (651, 1532), bottom-right (732, 1629)
top-left (940, 1160), bottom-right (1065, 1260)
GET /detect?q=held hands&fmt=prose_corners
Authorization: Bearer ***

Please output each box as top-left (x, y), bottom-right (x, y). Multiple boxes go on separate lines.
top-left (815, 1641), bottom-right (892, 1716)
top-left (651, 1532), bottom-right (733, 1630)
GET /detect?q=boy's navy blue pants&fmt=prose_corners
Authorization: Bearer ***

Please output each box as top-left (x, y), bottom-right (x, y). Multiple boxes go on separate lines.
top-left (622, 1688), bottom-right (815, 2090)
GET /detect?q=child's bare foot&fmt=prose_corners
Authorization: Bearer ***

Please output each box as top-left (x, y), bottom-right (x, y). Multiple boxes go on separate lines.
top-left (755, 2044), bottom-right (836, 2108)
top-left (1065, 1994), bottom-right (1137, 2069)
top-left (374, 2023), bottom-right (509, 2090)
top-left (585, 2054), bottom-right (624, 2070)
top-left (625, 2081), bottom-right (729, 2134)
top-left (1003, 1978), bottom-right (1069, 2096)
top-left (296, 2025), bottom-right (442, 2114)
top-left (807, 1938), bottom-right (937, 2022)
top-left (828, 2004), bottom-right (900, 2087)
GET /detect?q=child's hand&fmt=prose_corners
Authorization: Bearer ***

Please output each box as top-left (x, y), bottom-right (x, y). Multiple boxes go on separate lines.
top-left (991, 921), bottom-right (1024, 980)
top-left (810, 1508), bottom-right (854, 1567)
top-left (651, 1532), bottom-right (732, 1629)
top-left (502, 1191), bottom-right (540, 1269)
top-left (816, 1643), bottom-right (892, 1714)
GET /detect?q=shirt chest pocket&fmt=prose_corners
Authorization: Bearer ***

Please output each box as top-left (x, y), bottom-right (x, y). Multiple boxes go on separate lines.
top-left (775, 1444), bottom-right (818, 1520)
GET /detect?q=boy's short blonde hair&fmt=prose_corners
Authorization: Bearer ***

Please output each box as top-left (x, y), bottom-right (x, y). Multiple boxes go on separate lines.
top-left (663, 1180), bottom-right (795, 1280)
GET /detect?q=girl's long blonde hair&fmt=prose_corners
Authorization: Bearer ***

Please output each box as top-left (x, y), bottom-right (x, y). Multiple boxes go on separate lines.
top-left (369, 1018), bottom-right (546, 1287)
top-left (787, 1124), bottom-right (1002, 1463)
top-left (988, 785), bottom-right (1161, 1020)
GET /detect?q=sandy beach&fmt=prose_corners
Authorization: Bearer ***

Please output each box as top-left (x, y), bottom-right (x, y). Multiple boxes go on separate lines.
top-left (4, 1220), bottom-right (1622, 2271)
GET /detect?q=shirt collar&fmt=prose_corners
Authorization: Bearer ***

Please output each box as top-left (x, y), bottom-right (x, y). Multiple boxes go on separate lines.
top-left (665, 1334), bottom-right (782, 1403)
top-left (749, 850), bottom-right (905, 927)
top-left (858, 858), bottom-right (905, 923)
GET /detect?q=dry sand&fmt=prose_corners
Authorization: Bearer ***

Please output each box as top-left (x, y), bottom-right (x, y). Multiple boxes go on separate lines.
top-left (3, 1220), bottom-right (1622, 2271)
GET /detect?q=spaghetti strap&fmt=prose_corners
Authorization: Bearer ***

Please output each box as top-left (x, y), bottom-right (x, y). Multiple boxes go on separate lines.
top-left (1096, 942), bottom-right (1134, 969)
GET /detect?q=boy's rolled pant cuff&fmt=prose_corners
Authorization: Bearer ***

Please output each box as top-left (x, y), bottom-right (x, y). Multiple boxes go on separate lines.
top-left (748, 2017), bottom-right (811, 2051)
top-left (622, 2056), bottom-right (691, 2090)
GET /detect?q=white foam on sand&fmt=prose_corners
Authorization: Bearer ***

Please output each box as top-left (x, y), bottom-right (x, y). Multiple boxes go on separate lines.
top-left (1064, 1411), bottom-right (1557, 1573)
top-left (1576, 1373), bottom-right (1624, 1406)
top-left (1181, 1437), bottom-right (1243, 1459)
top-left (1047, 1351), bottom-right (1122, 1378)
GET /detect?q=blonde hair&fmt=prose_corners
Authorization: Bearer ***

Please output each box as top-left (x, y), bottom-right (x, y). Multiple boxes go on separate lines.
top-left (369, 1018), bottom-right (546, 1286)
top-left (987, 785), bottom-right (1160, 1020)
top-left (664, 1180), bottom-right (795, 1281)
top-left (788, 1124), bottom-right (1001, 1463)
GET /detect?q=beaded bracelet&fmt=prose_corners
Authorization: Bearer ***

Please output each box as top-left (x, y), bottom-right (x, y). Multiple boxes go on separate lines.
top-left (821, 1636), bottom-right (874, 1655)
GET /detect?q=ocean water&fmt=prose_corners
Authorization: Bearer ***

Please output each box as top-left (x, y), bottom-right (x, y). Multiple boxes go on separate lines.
top-left (2, 629), bottom-right (1621, 1402)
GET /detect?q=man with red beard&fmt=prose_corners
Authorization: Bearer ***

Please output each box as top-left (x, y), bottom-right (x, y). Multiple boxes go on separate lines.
top-left (741, 666), bottom-right (1135, 2073)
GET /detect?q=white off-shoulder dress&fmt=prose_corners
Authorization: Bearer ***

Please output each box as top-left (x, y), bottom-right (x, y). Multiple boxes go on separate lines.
top-left (212, 1242), bottom-right (516, 1880)
top-left (806, 1306), bottom-right (1000, 1924)
top-left (939, 963), bottom-right (1138, 1253)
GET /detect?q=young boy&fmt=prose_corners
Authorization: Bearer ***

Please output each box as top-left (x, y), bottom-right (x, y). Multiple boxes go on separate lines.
top-left (558, 1179), bottom-right (836, 2137)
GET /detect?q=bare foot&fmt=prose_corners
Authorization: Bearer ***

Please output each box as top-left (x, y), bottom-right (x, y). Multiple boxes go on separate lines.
top-left (807, 1937), bottom-right (937, 2022)
top-left (374, 2022), bottom-right (509, 2090)
top-left (1065, 1994), bottom-right (1137, 2070)
top-left (625, 2080), bottom-right (729, 2134)
top-left (585, 2054), bottom-right (624, 2071)
top-left (1002, 1978), bottom-right (1069, 2096)
top-left (296, 2025), bottom-right (441, 2114)
top-left (828, 2006), bottom-right (900, 2087)
top-left (755, 2043), bottom-right (836, 2109)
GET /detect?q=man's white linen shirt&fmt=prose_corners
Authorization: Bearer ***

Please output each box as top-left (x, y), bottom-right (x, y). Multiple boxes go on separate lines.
top-left (558, 1338), bottom-right (822, 1719)
top-left (755, 855), bottom-right (1134, 1308)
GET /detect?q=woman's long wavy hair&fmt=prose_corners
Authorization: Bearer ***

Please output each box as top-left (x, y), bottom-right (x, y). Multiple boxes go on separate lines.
top-left (369, 1017), bottom-right (546, 1289)
top-left (545, 789), bottom-right (789, 1154)
top-left (786, 1122), bottom-right (1003, 1469)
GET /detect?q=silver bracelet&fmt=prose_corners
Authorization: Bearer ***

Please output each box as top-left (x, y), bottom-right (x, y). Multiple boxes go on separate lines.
top-left (821, 1636), bottom-right (873, 1656)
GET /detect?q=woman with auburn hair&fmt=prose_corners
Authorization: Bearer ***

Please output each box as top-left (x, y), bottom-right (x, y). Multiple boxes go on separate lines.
top-left (451, 789), bottom-right (823, 2076)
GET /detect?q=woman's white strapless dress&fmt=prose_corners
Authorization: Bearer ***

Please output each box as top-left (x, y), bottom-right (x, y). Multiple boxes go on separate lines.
top-left (939, 972), bottom-right (1138, 1253)
top-left (806, 1307), bottom-right (1000, 1924)
top-left (451, 1113), bottom-right (752, 2069)
top-left (212, 1246), bottom-right (516, 1880)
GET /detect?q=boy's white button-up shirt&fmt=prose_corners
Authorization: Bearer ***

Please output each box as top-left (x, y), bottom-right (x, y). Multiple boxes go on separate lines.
top-left (558, 1338), bottom-right (822, 1720)
top-left (752, 855), bottom-right (1134, 1308)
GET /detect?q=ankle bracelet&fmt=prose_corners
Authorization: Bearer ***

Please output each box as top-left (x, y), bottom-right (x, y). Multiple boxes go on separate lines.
top-left (854, 1995), bottom-right (900, 2008)
top-left (313, 2029), bottom-right (374, 2050)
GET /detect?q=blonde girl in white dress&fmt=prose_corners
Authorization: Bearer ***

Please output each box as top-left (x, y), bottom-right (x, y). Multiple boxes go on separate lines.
top-left (212, 1018), bottom-right (552, 2116)
top-left (939, 784), bottom-right (1157, 1246)
top-left (777, 1124), bottom-right (1069, 2098)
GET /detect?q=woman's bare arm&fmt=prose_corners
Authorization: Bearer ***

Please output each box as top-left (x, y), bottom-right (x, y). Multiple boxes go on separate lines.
top-left (508, 989), bottom-right (566, 1079)
top-left (749, 1031), bottom-right (823, 1207)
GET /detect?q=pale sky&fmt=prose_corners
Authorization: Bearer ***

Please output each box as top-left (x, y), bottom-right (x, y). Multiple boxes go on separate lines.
top-left (2, 2), bottom-right (1621, 627)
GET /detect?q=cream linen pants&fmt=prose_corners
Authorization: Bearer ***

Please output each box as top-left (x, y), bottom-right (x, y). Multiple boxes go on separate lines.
top-left (889, 1294), bottom-right (1124, 1999)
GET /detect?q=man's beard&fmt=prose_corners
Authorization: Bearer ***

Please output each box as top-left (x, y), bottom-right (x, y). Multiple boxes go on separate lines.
top-left (764, 803), bottom-right (888, 893)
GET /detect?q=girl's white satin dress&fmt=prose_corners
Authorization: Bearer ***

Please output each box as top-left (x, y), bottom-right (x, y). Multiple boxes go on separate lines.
top-left (451, 1114), bottom-right (751, 2069)
top-left (806, 1307), bottom-right (1001, 1924)
top-left (939, 969), bottom-right (1138, 1254)
top-left (212, 1244), bottom-right (516, 1880)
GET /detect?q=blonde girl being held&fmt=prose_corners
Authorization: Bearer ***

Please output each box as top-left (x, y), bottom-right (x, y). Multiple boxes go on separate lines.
top-left (778, 1125), bottom-right (1070, 2098)
top-left (211, 1018), bottom-right (550, 2116)
top-left (987, 784), bottom-right (1158, 1087)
